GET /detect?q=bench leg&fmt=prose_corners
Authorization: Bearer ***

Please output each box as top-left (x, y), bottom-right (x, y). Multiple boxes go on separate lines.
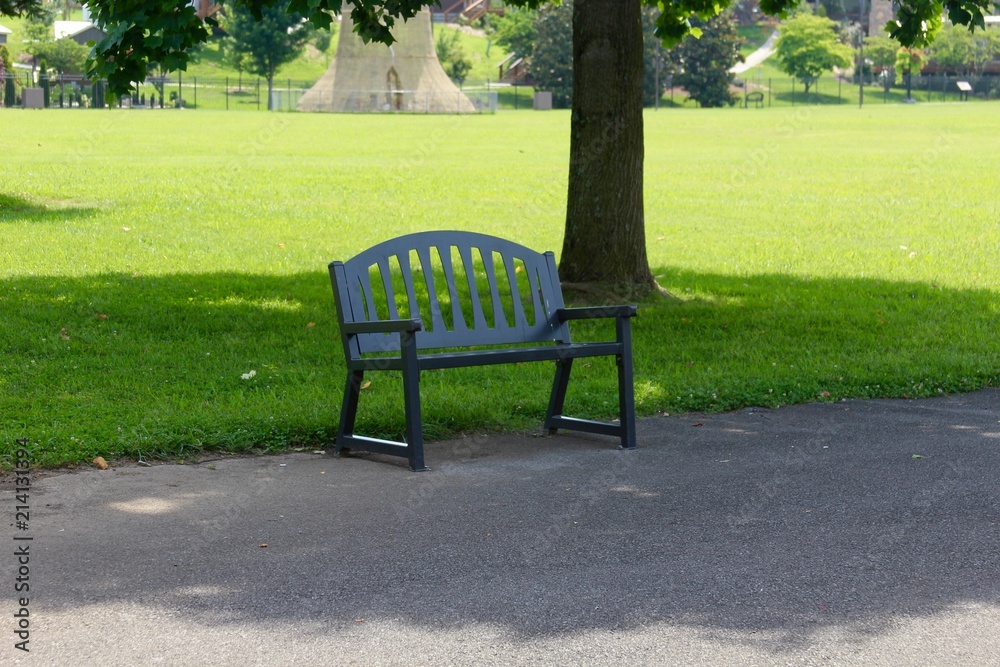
top-left (544, 358), bottom-right (573, 434)
top-left (616, 316), bottom-right (637, 450)
top-left (401, 329), bottom-right (428, 472)
top-left (336, 370), bottom-right (364, 455)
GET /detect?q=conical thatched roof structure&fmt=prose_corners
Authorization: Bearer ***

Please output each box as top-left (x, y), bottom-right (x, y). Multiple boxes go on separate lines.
top-left (297, 10), bottom-right (476, 113)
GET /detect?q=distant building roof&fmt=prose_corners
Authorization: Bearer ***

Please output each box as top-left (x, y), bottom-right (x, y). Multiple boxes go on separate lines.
top-left (54, 20), bottom-right (98, 39)
top-left (0, 24), bottom-right (12, 35)
top-left (986, 16), bottom-right (999, 25)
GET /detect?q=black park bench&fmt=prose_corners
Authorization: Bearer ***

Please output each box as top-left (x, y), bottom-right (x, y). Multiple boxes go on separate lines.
top-left (745, 91), bottom-right (765, 108)
top-left (329, 231), bottom-right (638, 471)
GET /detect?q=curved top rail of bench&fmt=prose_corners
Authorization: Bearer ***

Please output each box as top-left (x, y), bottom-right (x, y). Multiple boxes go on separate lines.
top-left (331, 231), bottom-right (570, 355)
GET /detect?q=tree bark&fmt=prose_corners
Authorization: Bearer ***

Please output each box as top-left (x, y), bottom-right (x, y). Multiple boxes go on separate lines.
top-left (559, 0), bottom-right (654, 290)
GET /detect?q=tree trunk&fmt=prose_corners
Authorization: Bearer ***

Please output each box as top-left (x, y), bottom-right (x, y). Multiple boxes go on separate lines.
top-left (559, 0), bottom-right (654, 291)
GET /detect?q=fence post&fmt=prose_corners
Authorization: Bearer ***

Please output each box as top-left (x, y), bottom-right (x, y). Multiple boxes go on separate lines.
top-left (256, 78), bottom-right (260, 110)
top-left (791, 78), bottom-right (795, 106)
top-left (288, 78), bottom-right (291, 111)
top-left (226, 76), bottom-right (229, 110)
top-left (767, 79), bottom-right (771, 107)
top-left (178, 70), bottom-right (182, 108)
top-left (838, 77), bottom-right (842, 104)
top-left (194, 76), bottom-right (197, 108)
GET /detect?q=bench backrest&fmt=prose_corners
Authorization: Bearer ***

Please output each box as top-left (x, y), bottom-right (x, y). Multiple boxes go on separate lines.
top-left (331, 231), bottom-right (570, 356)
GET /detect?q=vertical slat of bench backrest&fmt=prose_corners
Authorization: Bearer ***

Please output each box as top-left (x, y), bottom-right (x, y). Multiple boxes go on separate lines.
top-left (458, 245), bottom-right (488, 331)
top-left (437, 245), bottom-right (467, 333)
top-left (479, 249), bottom-right (507, 331)
top-left (525, 262), bottom-right (543, 329)
top-left (415, 246), bottom-right (447, 335)
top-left (397, 251), bottom-right (420, 324)
top-left (375, 257), bottom-right (400, 321)
top-left (338, 232), bottom-right (568, 354)
top-left (500, 251), bottom-right (529, 333)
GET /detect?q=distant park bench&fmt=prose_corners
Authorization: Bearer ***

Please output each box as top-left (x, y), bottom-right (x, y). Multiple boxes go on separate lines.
top-left (745, 91), bottom-right (765, 108)
top-left (329, 231), bottom-right (638, 471)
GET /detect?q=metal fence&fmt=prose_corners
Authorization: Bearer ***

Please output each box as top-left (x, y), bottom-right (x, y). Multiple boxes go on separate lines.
top-left (3, 71), bottom-right (996, 111)
top-left (722, 73), bottom-right (1000, 107)
top-left (1, 72), bottom-right (498, 113)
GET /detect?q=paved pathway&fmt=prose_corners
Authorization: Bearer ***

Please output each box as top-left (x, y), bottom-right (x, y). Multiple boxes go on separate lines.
top-left (3, 389), bottom-right (999, 665)
top-left (731, 29), bottom-right (779, 74)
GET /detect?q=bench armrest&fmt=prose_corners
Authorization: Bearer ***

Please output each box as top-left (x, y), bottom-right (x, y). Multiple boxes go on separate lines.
top-left (341, 318), bottom-right (423, 335)
top-left (556, 306), bottom-right (637, 321)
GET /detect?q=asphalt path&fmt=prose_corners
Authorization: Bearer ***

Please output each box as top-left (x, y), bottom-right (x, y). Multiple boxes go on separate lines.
top-left (3, 389), bottom-right (999, 665)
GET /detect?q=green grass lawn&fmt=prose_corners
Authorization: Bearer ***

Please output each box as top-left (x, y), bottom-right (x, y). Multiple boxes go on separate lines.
top-left (2, 103), bottom-right (999, 468)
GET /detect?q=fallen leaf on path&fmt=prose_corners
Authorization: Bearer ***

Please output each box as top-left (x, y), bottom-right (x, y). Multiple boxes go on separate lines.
top-left (360, 380), bottom-right (372, 390)
top-left (692, 422), bottom-right (704, 427)
top-left (93, 456), bottom-right (109, 470)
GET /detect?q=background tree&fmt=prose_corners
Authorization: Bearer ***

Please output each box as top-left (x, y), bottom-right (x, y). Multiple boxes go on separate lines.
top-left (33, 36), bottom-right (87, 73)
top-left (865, 35), bottom-right (899, 75)
top-left (223, 0), bottom-right (312, 110)
top-left (23, 0), bottom-right (55, 74)
top-left (669, 13), bottom-right (743, 108)
top-left (927, 21), bottom-right (999, 75)
top-left (732, 0), bottom-right (762, 26)
top-left (529, 0), bottom-right (573, 108)
top-left (895, 46), bottom-right (927, 84)
top-left (435, 29), bottom-right (473, 86)
top-left (774, 12), bottom-right (852, 94)
top-left (313, 25), bottom-right (334, 66)
top-left (492, 6), bottom-right (538, 61)
top-left (819, 0), bottom-right (845, 20)
top-left (642, 7), bottom-right (673, 106)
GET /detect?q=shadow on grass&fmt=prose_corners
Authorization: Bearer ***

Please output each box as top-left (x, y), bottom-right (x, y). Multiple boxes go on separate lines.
top-left (1, 268), bottom-right (998, 466)
top-left (0, 193), bottom-right (98, 223)
top-left (770, 88), bottom-right (849, 106)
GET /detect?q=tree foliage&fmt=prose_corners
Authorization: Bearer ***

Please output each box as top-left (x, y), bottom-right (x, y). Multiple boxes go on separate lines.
top-left (223, 0), bottom-right (312, 110)
top-left (435, 29), bottom-right (473, 86)
top-left (865, 35), bottom-right (900, 72)
top-left (669, 13), bottom-right (742, 107)
top-left (927, 21), bottom-right (1000, 75)
top-left (0, 43), bottom-right (11, 75)
top-left (492, 6), bottom-right (538, 60)
top-left (774, 12), bottom-right (852, 93)
top-left (895, 46), bottom-right (927, 83)
top-left (31, 36), bottom-right (89, 73)
top-left (529, 0), bottom-right (573, 107)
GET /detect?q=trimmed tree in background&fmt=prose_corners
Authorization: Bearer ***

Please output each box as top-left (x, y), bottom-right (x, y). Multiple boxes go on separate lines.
top-left (223, 0), bottom-right (313, 110)
top-left (774, 12), bottom-right (852, 94)
top-left (669, 13), bottom-right (743, 108)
